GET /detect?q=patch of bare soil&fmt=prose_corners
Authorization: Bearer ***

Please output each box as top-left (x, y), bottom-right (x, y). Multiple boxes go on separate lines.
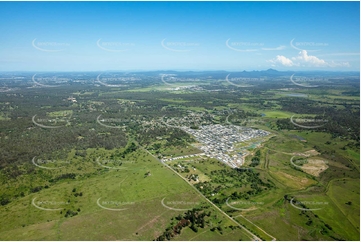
top-left (301, 158), bottom-right (328, 177)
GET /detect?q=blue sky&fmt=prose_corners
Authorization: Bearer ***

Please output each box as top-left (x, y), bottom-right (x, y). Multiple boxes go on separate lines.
top-left (0, 1), bottom-right (359, 71)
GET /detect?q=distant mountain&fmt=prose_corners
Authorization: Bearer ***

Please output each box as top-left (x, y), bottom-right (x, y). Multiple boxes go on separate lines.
top-left (1, 70), bottom-right (358, 79)
top-left (265, 68), bottom-right (279, 73)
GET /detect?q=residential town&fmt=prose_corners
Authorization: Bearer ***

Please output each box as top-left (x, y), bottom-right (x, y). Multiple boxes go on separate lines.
top-left (163, 124), bottom-right (270, 168)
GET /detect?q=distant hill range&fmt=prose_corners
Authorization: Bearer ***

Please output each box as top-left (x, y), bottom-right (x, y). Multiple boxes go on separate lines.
top-left (0, 69), bottom-right (359, 79)
top-left (143, 69), bottom-right (359, 78)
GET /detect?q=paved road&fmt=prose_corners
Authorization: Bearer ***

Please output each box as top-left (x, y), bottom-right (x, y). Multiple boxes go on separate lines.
top-left (139, 145), bottom-right (263, 241)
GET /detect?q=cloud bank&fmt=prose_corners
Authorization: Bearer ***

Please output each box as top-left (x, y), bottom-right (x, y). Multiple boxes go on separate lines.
top-left (269, 50), bottom-right (350, 68)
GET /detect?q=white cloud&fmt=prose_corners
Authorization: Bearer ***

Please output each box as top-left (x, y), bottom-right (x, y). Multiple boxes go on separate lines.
top-left (292, 50), bottom-right (327, 66)
top-left (268, 55), bottom-right (295, 66)
top-left (268, 50), bottom-right (350, 68)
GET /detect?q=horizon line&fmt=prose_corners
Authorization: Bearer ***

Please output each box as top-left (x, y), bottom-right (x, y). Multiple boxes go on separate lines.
top-left (0, 69), bottom-right (360, 73)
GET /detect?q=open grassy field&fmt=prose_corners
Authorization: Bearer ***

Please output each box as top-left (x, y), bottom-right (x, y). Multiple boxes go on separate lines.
top-left (160, 145), bottom-right (201, 157)
top-left (326, 178), bottom-right (360, 238)
top-left (0, 146), bottom-right (252, 241)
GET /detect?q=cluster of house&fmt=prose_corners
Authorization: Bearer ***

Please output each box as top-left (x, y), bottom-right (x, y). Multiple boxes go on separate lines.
top-left (179, 124), bottom-right (270, 168)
